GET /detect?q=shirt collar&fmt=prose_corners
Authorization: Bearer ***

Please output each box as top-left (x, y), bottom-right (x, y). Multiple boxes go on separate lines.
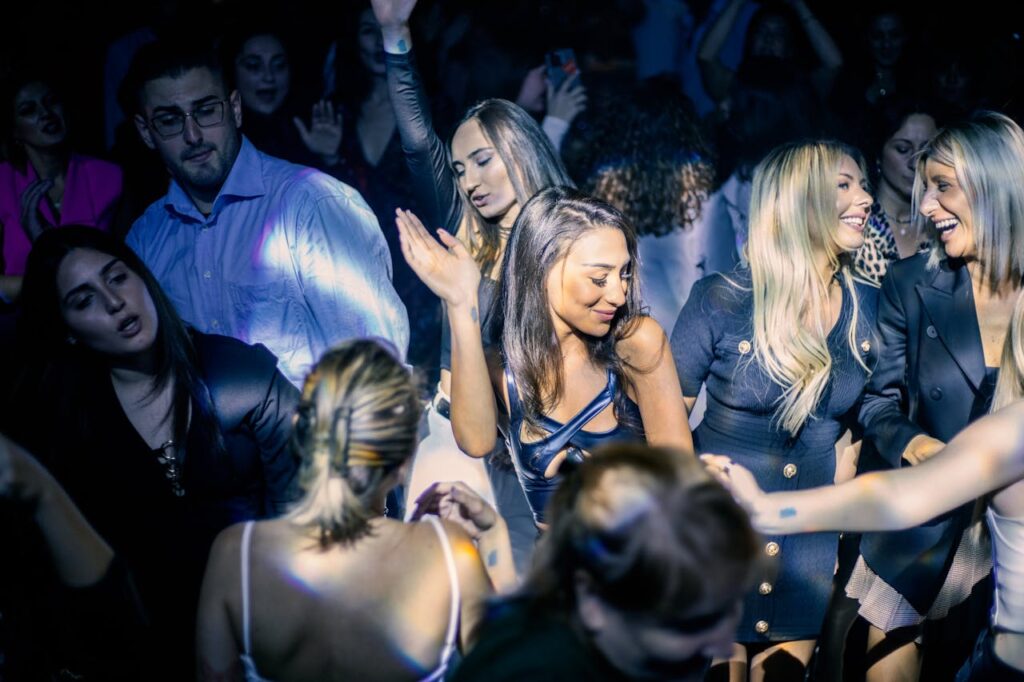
top-left (163, 135), bottom-right (267, 221)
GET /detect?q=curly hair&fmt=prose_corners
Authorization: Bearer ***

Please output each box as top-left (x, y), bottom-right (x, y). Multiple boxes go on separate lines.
top-left (575, 78), bottom-right (715, 238)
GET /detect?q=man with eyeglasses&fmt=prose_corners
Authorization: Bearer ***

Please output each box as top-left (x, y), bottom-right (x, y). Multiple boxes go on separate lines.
top-left (123, 40), bottom-right (409, 388)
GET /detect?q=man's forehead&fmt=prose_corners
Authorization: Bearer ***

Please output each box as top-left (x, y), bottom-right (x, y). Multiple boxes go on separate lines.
top-left (142, 67), bottom-right (227, 109)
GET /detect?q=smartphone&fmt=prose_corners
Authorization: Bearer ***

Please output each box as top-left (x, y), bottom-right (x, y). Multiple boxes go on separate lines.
top-left (545, 48), bottom-right (579, 91)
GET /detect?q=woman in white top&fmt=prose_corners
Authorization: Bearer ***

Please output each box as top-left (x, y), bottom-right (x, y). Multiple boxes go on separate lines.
top-left (705, 289), bottom-right (1024, 680)
top-left (196, 339), bottom-right (515, 682)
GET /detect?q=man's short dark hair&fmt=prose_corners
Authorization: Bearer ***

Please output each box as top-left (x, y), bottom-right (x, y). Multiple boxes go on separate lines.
top-left (124, 37), bottom-right (233, 114)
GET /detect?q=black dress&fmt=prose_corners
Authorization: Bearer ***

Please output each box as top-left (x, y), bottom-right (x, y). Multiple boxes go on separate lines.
top-left (672, 268), bottom-right (879, 641)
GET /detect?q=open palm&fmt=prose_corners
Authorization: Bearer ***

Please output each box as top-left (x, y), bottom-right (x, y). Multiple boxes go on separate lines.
top-left (395, 209), bottom-right (480, 307)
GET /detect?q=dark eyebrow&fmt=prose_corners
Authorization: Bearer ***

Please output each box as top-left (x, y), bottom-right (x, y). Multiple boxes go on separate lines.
top-left (467, 147), bottom-right (494, 158)
top-left (151, 95), bottom-right (221, 114)
top-left (583, 259), bottom-right (631, 269)
top-left (61, 258), bottom-right (123, 305)
top-left (839, 172), bottom-right (855, 180)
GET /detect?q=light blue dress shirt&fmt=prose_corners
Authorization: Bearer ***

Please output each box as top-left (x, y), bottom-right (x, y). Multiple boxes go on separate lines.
top-left (127, 136), bottom-right (409, 387)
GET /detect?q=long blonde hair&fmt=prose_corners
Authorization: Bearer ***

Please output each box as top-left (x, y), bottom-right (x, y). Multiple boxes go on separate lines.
top-left (287, 340), bottom-right (421, 546)
top-left (746, 141), bottom-right (872, 434)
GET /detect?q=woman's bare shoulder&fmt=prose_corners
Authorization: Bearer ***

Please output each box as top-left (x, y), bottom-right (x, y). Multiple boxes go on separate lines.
top-left (618, 316), bottom-right (671, 368)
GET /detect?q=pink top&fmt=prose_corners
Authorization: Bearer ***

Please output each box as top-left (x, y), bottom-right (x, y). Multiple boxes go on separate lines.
top-left (0, 154), bottom-right (123, 275)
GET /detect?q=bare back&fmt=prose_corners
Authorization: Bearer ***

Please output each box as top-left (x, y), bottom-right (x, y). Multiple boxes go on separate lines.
top-left (198, 517), bottom-right (489, 682)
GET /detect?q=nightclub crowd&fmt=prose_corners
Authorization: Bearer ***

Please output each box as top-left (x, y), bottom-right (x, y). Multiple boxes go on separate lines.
top-left (3, 0), bottom-right (1024, 680)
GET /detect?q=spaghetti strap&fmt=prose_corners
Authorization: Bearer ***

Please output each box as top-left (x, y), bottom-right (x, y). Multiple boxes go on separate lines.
top-left (241, 520), bottom-right (255, 656)
top-left (420, 515), bottom-right (460, 682)
top-left (238, 521), bottom-right (273, 682)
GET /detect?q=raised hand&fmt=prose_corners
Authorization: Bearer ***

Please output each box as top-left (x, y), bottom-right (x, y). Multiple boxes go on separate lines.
top-left (19, 178), bottom-right (54, 241)
top-left (395, 208), bottom-right (480, 307)
top-left (546, 73), bottom-right (587, 124)
top-left (411, 481), bottom-right (498, 540)
top-left (515, 65), bottom-right (547, 113)
top-left (369, 0), bottom-right (419, 30)
top-left (294, 100), bottom-right (343, 163)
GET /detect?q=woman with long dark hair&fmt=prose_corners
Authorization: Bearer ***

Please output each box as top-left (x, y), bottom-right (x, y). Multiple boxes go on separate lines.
top-left (3, 226), bottom-right (299, 680)
top-left (396, 187), bottom-right (693, 526)
top-left (371, 0), bottom-right (581, 558)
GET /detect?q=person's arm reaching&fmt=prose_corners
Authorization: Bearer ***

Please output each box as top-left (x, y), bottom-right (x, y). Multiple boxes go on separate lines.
top-left (373, 0), bottom-right (464, 234)
top-left (705, 399), bottom-right (1024, 535)
top-left (0, 434), bottom-right (114, 587)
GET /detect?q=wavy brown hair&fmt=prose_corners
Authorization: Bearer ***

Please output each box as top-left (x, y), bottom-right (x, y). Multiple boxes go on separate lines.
top-left (499, 186), bottom-right (643, 434)
top-left (580, 78), bottom-right (715, 238)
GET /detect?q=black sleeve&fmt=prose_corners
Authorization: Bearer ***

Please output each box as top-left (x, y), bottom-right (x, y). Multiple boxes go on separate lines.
top-left (385, 49), bottom-right (464, 233)
top-left (857, 268), bottom-right (925, 467)
top-left (250, 366), bottom-right (302, 514)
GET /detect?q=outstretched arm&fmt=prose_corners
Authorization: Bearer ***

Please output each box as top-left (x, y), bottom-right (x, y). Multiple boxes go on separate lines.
top-left (787, 0), bottom-right (843, 96)
top-left (373, 0), bottom-right (464, 234)
top-left (395, 209), bottom-right (497, 456)
top-left (706, 400), bottom-right (1024, 535)
top-left (0, 434), bottom-right (114, 587)
top-left (697, 0), bottom-right (746, 103)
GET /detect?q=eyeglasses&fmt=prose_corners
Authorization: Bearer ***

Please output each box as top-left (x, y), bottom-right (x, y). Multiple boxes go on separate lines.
top-left (148, 100), bottom-right (227, 139)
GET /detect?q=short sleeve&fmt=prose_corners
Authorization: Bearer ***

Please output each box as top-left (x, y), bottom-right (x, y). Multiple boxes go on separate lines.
top-left (670, 275), bottom-right (720, 397)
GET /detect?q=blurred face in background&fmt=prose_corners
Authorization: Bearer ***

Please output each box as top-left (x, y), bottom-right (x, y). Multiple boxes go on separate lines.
top-left (234, 34), bottom-right (291, 115)
top-left (880, 113), bottom-right (937, 199)
top-left (868, 13), bottom-right (906, 68)
top-left (12, 81), bottom-right (67, 150)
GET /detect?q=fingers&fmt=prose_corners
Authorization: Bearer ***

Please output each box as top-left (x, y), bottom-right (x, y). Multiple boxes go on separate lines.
top-left (436, 228), bottom-right (470, 258)
top-left (20, 179), bottom-right (52, 211)
top-left (395, 208), bottom-right (435, 257)
top-left (557, 72), bottom-right (581, 95)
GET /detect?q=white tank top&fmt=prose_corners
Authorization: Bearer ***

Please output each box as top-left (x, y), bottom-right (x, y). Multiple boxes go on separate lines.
top-left (987, 506), bottom-right (1024, 634)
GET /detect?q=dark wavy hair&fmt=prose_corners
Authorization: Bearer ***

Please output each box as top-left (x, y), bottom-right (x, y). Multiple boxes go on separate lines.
top-left (453, 99), bottom-right (574, 276)
top-left (499, 187), bottom-right (642, 434)
top-left (523, 443), bottom-right (760, 617)
top-left (580, 77), bottom-right (715, 237)
top-left (11, 227), bottom-right (222, 455)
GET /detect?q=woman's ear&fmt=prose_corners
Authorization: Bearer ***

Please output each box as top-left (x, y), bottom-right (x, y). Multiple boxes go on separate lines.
top-left (574, 570), bottom-right (606, 633)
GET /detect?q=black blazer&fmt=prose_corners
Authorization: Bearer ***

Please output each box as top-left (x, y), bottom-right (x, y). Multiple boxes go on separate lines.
top-left (857, 253), bottom-right (993, 612)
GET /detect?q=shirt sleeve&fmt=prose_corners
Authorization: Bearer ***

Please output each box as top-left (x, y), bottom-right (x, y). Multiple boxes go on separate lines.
top-left (671, 275), bottom-right (719, 397)
top-left (293, 187), bottom-right (411, 362)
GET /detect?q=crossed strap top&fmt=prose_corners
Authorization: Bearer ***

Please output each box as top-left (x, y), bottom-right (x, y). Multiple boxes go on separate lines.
top-left (504, 367), bottom-right (643, 524)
